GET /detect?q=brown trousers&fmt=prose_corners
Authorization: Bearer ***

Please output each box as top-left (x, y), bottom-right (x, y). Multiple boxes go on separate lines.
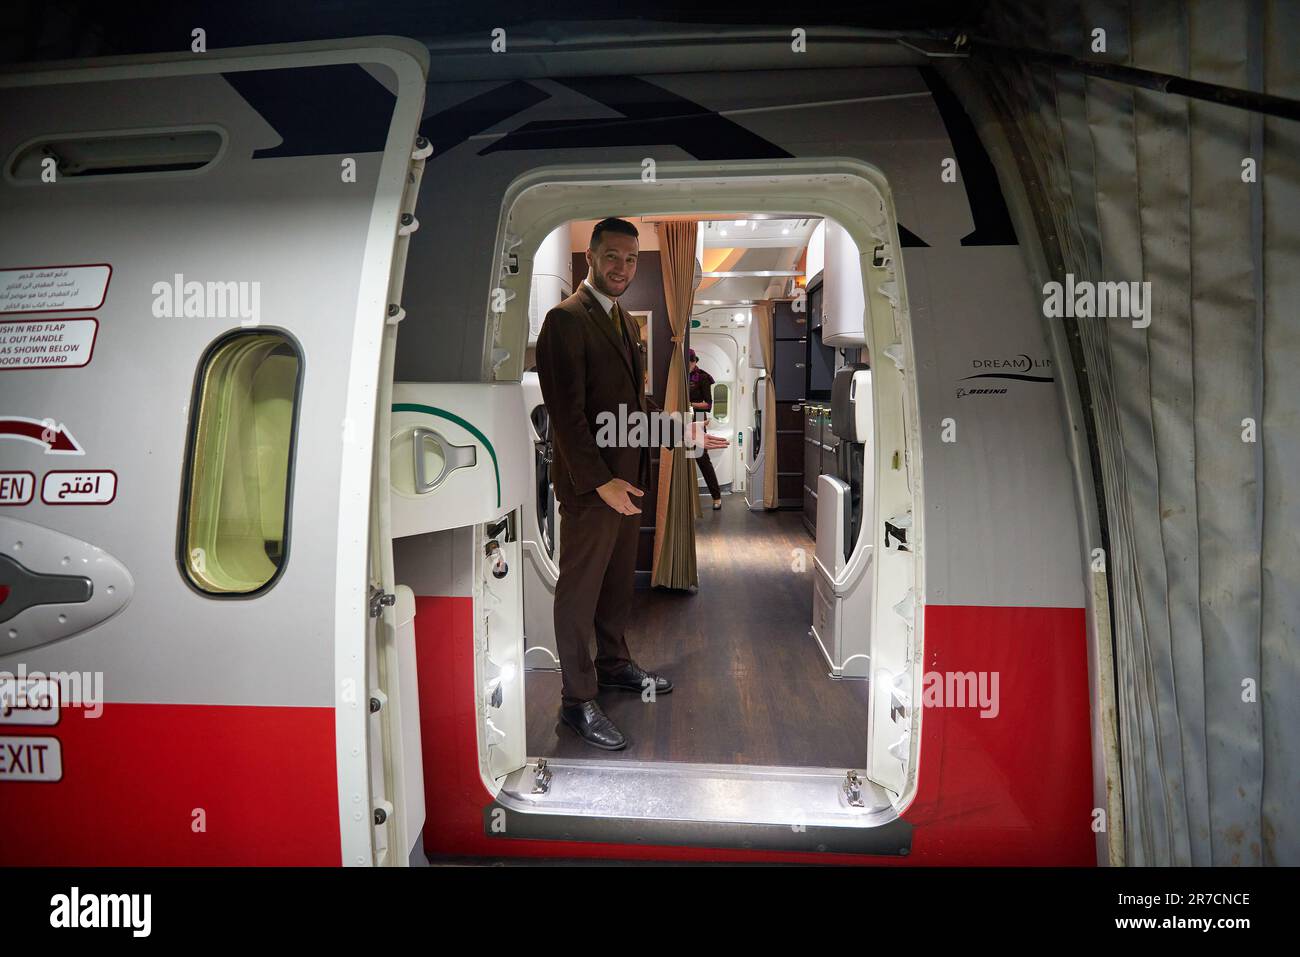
top-left (554, 502), bottom-right (638, 706)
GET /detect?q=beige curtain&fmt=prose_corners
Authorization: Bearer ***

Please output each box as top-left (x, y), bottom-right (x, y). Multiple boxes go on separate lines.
top-left (753, 299), bottom-right (779, 509)
top-left (651, 220), bottom-right (699, 589)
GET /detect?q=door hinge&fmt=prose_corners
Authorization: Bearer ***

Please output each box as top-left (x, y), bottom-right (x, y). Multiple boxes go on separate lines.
top-left (843, 769), bottom-right (866, 807)
top-left (501, 233), bottom-right (522, 276)
top-left (532, 759), bottom-right (553, 794)
top-left (369, 585), bottom-right (396, 618)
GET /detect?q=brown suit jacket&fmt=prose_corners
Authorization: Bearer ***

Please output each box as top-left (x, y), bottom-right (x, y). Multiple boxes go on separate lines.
top-left (536, 284), bottom-right (652, 509)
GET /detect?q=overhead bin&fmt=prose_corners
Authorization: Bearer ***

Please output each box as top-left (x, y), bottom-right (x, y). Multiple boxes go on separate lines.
top-left (821, 219), bottom-right (866, 347)
top-left (820, 218), bottom-right (898, 350)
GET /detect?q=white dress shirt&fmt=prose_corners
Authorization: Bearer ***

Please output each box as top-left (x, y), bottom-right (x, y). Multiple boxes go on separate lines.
top-left (582, 276), bottom-right (617, 318)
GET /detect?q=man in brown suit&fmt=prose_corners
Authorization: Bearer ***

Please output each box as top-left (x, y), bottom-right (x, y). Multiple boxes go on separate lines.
top-left (536, 217), bottom-right (724, 750)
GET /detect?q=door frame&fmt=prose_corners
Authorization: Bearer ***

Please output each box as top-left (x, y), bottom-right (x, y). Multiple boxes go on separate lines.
top-left (488, 160), bottom-right (926, 813)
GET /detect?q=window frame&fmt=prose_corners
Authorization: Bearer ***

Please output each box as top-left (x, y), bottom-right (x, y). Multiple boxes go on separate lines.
top-left (710, 381), bottom-right (731, 423)
top-left (176, 326), bottom-right (306, 599)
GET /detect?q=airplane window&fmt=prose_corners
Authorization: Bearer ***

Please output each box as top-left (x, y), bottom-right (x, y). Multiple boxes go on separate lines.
top-left (181, 331), bottom-right (302, 595)
top-left (711, 383), bottom-right (730, 423)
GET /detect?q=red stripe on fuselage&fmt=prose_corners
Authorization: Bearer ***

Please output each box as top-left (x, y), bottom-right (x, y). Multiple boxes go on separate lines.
top-left (414, 596), bottom-right (1095, 865)
top-left (904, 604), bottom-right (1095, 864)
top-left (0, 599), bottom-right (1092, 865)
top-left (0, 703), bottom-right (341, 866)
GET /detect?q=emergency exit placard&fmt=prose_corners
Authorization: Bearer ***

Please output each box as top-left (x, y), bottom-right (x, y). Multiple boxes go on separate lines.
top-left (0, 265), bottom-right (111, 314)
top-left (0, 318), bottom-right (98, 370)
top-left (0, 736), bottom-right (62, 781)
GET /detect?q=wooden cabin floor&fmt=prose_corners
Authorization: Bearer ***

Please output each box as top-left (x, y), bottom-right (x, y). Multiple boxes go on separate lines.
top-left (525, 494), bottom-right (870, 768)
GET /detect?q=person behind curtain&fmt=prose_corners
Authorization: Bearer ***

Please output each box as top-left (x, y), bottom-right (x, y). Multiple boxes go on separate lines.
top-left (688, 349), bottom-right (722, 510)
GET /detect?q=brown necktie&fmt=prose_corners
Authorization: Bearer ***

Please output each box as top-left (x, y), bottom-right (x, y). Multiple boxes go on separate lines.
top-left (610, 301), bottom-right (635, 368)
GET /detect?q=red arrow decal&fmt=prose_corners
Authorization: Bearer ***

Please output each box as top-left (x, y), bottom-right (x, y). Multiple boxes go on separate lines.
top-left (0, 417), bottom-right (84, 454)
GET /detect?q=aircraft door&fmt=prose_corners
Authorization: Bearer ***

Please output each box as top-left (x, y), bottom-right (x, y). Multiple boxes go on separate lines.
top-left (388, 383), bottom-right (531, 786)
top-left (689, 334), bottom-right (737, 488)
top-left (0, 40), bottom-right (429, 865)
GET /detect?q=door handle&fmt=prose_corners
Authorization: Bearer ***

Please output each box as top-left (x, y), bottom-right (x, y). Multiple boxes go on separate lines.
top-left (412, 427), bottom-right (476, 494)
top-left (0, 554), bottom-right (92, 624)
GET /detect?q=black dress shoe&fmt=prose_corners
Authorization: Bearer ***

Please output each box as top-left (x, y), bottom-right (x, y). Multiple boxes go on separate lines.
top-left (559, 700), bottom-right (627, 750)
top-left (598, 662), bottom-right (674, 695)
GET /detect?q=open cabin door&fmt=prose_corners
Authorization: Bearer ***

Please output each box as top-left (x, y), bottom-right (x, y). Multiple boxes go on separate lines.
top-left (386, 384), bottom-right (532, 788)
top-left (687, 334), bottom-right (739, 489)
top-left (0, 39), bottom-right (429, 866)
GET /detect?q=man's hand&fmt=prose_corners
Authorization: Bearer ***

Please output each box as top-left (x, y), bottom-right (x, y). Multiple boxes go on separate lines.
top-left (687, 419), bottom-right (729, 450)
top-left (597, 478), bottom-right (644, 515)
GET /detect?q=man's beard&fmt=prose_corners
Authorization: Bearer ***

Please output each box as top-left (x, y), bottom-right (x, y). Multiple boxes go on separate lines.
top-left (592, 273), bottom-right (626, 298)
